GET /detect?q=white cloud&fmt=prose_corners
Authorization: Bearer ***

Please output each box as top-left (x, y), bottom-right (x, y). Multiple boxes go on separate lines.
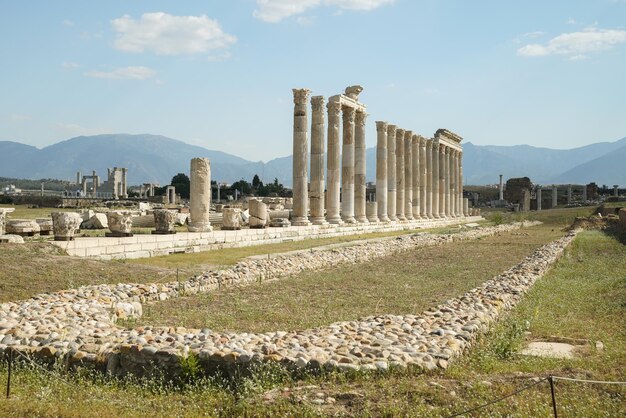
top-left (83, 66), bottom-right (156, 80)
top-left (62, 61), bottom-right (80, 69)
top-left (62, 19), bottom-right (74, 27)
top-left (111, 12), bottom-right (236, 55)
top-left (254, 0), bottom-right (394, 23)
top-left (10, 113), bottom-right (31, 121)
top-left (517, 27), bottom-right (626, 58)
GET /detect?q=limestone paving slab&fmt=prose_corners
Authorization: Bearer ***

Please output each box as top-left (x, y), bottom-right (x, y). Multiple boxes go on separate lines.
top-left (0, 221), bottom-right (577, 379)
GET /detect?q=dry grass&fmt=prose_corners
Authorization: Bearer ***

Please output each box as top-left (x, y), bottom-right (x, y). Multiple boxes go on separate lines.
top-left (134, 224), bottom-right (564, 333)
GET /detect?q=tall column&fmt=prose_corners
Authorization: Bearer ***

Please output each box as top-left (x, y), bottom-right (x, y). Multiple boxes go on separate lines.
top-left (552, 185), bottom-right (558, 208)
top-left (445, 147), bottom-right (451, 217)
top-left (458, 151), bottom-right (464, 216)
top-left (425, 139), bottom-right (433, 218)
top-left (188, 157), bottom-right (212, 232)
top-left (432, 141), bottom-right (440, 218)
top-left (387, 125), bottom-right (397, 221)
top-left (419, 137), bottom-right (427, 218)
top-left (354, 111), bottom-right (368, 223)
top-left (309, 95), bottom-right (327, 225)
top-left (438, 144), bottom-right (446, 218)
top-left (582, 185), bottom-right (587, 202)
top-left (536, 186), bottom-right (542, 211)
top-left (404, 130), bottom-right (414, 221)
top-left (412, 134), bottom-right (420, 219)
top-left (326, 100), bottom-right (342, 224)
top-left (122, 168), bottom-right (128, 198)
top-left (341, 106), bottom-right (356, 224)
top-left (499, 175), bottom-right (504, 201)
top-left (376, 121), bottom-right (389, 222)
top-left (450, 150), bottom-right (457, 217)
top-left (291, 88), bottom-right (311, 226)
top-left (614, 185), bottom-right (619, 197)
top-left (395, 128), bottom-right (406, 221)
top-left (567, 184), bottom-right (572, 205)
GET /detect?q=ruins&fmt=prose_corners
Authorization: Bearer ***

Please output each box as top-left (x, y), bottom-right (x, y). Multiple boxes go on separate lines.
top-left (291, 86), bottom-right (466, 225)
top-left (75, 167), bottom-right (128, 199)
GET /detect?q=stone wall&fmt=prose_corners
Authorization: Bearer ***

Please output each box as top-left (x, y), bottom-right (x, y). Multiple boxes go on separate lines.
top-left (50, 216), bottom-right (482, 260)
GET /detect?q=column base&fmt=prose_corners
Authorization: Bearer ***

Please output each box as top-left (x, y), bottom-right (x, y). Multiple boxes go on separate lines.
top-left (310, 217), bottom-right (329, 226)
top-left (378, 215), bottom-right (390, 223)
top-left (355, 217), bottom-right (369, 224)
top-left (327, 216), bottom-right (344, 225)
top-left (341, 216), bottom-right (357, 224)
top-left (188, 223), bottom-right (213, 232)
top-left (292, 218), bottom-right (312, 226)
top-left (396, 215), bottom-right (407, 222)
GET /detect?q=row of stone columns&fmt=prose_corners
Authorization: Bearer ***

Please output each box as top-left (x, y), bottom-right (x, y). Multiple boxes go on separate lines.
top-left (292, 86), bottom-right (466, 226)
top-left (375, 124), bottom-right (465, 222)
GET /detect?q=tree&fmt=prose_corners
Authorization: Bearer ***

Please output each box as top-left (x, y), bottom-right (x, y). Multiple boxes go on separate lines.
top-left (170, 173), bottom-right (190, 199)
top-left (252, 174), bottom-right (263, 190)
top-left (231, 179), bottom-right (252, 195)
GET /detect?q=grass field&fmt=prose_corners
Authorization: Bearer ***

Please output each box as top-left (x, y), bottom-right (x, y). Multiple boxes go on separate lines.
top-left (133, 224), bottom-right (564, 333)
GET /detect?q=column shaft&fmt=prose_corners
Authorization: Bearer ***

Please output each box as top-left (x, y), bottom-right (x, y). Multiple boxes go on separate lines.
top-left (419, 138), bottom-right (427, 218)
top-left (432, 142), bottom-right (440, 218)
top-left (536, 187), bottom-right (542, 211)
top-left (458, 151), bottom-right (464, 216)
top-left (445, 148), bottom-right (451, 217)
top-left (552, 185), bottom-right (558, 208)
top-left (376, 121), bottom-right (389, 222)
top-left (354, 111), bottom-right (368, 223)
top-left (412, 135), bottom-right (420, 219)
top-left (395, 128), bottom-right (406, 221)
top-left (425, 140), bottom-right (433, 218)
top-left (291, 88), bottom-right (311, 226)
top-left (326, 101), bottom-right (342, 224)
top-left (438, 145), bottom-right (446, 218)
top-left (450, 150), bottom-right (457, 217)
top-left (188, 157), bottom-right (212, 232)
top-left (309, 95), bottom-right (327, 225)
top-left (387, 125), bottom-right (397, 221)
top-left (341, 106), bottom-right (356, 223)
top-left (404, 130), bottom-right (414, 220)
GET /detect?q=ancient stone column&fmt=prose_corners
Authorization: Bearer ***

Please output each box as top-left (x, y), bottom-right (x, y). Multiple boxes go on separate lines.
top-left (458, 152), bottom-right (464, 216)
top-left (153, 209), bottom-right (177, 234)
top-left (122, 168), bottom-right (128, 198)
top-left (552, 185), bottom-right (558, 208)
top-left (536, 186), bottom-right (542, 211)
top-left (438, 144), bottom-right (446, 218)
top-left (354, 111), bottom-right (368, 223)
top-left (310, 95), bottom-right (327, 225)
top-left (404, 130), bottom-right (414, 221)
top-left (222, 207), bottom-right (242, 230)
top-left (341, 106), bottom-right (356, 223)
top-left (425, 139), bottom-right (433, 218)
top-left (463, 197), bottom-right (469, 216)
top-left (582, 186), bottom-right (587, 202)
top-left (106, 210), bottom-right (133, 237)
top-left (614, 185), bottom-right (619, 197)
top-left (411, 134), bottom-right (420, 219)
top-left (567, 184), bottom-right (572, 205)
top-left (249, 199), bottom-right (268, 228)
top-left (450, 150), bottom-right (457, 217)
top-left (444, 147), bottom-right (452, 218)
top-left (188, 157), bottom-right (213, 232)
top-left (499, 174), bottom-right (504, 201)
top-left (419, 137), bottom-right (427, 218)
top-left (291, 88), bottom-right (311, 226)
top-left (376, 121), bottom-right (389, 222)
top-left (432, 141), bottom-right (440, 218)
top-left (366, 201), bottom-right (378, 223)
top-left (387, 125), bottom-right (397, 221)
top-left (395, 128), bottom-right (406, 221)
top-left (326, 100), bottom-right (343, 224)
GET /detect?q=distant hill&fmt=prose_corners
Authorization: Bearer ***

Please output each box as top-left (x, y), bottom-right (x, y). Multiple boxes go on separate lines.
top-left (1, 134), bottom-right (624, 187)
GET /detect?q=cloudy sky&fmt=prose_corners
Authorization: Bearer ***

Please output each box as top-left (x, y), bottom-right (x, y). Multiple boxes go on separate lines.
top-left (1, 0), bottom-right (625, 161)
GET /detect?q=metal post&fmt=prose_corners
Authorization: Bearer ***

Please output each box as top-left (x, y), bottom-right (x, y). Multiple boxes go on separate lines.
top-left (549, 376), bottom-right (558, 418)
top-left (6, 348), bottom-right (12, 399)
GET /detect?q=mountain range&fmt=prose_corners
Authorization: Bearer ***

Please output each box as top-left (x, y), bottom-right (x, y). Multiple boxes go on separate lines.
top-left (0, 134), bottom-right (624, 187)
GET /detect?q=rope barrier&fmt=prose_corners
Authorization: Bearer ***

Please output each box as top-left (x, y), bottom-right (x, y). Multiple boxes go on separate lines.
top-left (551, 376), bottom-right (626, 385)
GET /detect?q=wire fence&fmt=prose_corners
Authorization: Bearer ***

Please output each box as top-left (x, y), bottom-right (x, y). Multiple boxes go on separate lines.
top-left (4, 348), bottom-right (625, 416)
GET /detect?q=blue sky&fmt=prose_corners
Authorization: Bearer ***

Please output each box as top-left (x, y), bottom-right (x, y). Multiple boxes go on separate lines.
top-left (1, 0), bottom-right (625, 162)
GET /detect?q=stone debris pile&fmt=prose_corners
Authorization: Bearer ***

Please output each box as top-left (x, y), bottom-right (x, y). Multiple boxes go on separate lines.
top-left (0, 221), bottom-right (577, 379)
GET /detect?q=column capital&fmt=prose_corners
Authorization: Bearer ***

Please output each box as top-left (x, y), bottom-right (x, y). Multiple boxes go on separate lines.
top-left (311, 95), bottom-right (325, 112)
top-left (426, 138), bottom-right (433, 149)
top-left (292, 88), bottom-right (311, 105)
top-left (387, 124), bottom-right (397, 135)
top-left (404, 130), bottom-right (412, 140)
top-left (342, 106), bottom-right (356, 123)
top-left (355, 110), bottom-right (367, 126)
top-left (327, 100), bottom-right (341, 116)
top-left (376, 120), bottom-right (388, 131)
top-left (396, 128), bottom-right (405, 137)
top-left (432, 141), bottom-right (439, 151)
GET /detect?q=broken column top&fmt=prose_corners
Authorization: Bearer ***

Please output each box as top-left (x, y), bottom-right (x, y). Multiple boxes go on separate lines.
top-left (292, 88), bottom-right (311, 104)
top-left (344, 85), bottom-right (363, 100)
top-left (435, 129), bottom-right (463, 143)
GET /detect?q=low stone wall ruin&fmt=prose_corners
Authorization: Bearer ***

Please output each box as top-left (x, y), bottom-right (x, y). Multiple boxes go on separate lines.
top-left (0, 221), bottom-right (579, 381)
top-left (50, 216), bottom-right (482, 260)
